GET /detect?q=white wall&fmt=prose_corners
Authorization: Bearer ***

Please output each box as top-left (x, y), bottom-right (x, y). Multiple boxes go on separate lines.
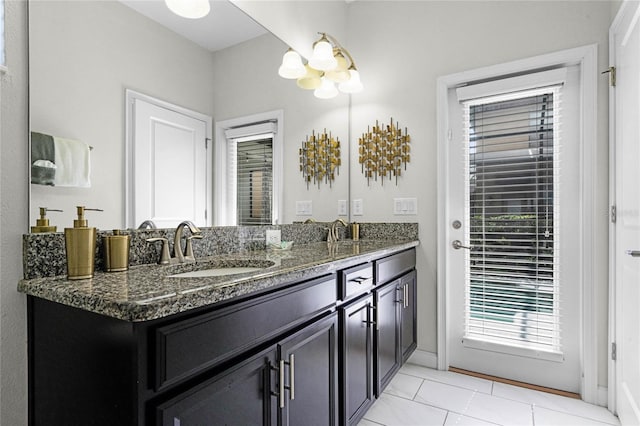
top-left (346, 0), bottom-right (614, 388)
top-left (211, 33), bottom-right (350, 223)
top-left (231, 0), bottom-right (347, 59)
top-left (30, 1), bottom-right (216, 229)
top-left (1, 0), bottom-right (29, 423)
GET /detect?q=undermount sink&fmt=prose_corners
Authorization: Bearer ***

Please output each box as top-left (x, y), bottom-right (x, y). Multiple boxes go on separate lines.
top-left (167, 260), bottom-right (276, 278)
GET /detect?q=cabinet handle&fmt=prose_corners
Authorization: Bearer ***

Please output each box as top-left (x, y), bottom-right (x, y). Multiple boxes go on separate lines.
top-left (395, 286), bottom-right (404, 305)
top-left (350, 276), bottom-right (373, 286)
top-left (289, 354), bottom-right (295, 401)
top-left (279, 359), bottom-right (285, 408)
top-left (364, 304), bottom-right (378, 330)
top-left (404, 284), bottom-right (409, 308)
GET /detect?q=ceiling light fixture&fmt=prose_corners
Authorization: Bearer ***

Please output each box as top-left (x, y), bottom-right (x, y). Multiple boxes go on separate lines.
top-left (165, 0), bottom-right (210, 19)
top-left (278, 32), bottom-right (363, 99)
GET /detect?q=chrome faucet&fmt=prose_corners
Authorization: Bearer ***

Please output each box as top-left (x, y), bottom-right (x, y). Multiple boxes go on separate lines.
top-left (327, 219), bottom-right (348, 243)
top-left (173, 221), bottom-right (203, 263)
top-left (137, 220), bottom-right (157, 230)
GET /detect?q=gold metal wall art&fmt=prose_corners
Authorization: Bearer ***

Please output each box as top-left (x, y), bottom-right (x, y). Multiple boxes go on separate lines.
top-left (299, 129), bottom-right (341, 189)
top-left (358, 118), bottom-right (411, 185)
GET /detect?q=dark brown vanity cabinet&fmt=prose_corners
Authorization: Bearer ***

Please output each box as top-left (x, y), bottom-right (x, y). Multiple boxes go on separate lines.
top-left (339, 294), bottom-right (375, 426)
top-left (27, 246), bottom-right (417, 426)
top-left (157, 313), bottom-right (338, 426)
top-left (374, 250), bottom-right (417, 396)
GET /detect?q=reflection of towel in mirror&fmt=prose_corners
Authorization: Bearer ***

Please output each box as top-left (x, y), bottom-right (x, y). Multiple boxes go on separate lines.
top-left (53, 137), bottom-right (91, 187)
top-left (31, 132), bottom-right (56, 186)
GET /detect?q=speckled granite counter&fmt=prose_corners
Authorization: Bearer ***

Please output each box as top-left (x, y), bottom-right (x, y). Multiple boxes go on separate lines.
top-left (18, 239), bottom-right (418, 322)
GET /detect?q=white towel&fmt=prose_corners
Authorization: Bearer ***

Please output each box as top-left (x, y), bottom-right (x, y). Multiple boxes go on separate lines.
top-left (53, 137), bottom-right (91, 187)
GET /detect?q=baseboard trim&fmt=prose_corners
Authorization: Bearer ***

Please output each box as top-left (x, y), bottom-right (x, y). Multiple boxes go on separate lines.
top-left (597, 385), bottom-right (608, 407)
top-left (407, 349), bottom-right (438, 369)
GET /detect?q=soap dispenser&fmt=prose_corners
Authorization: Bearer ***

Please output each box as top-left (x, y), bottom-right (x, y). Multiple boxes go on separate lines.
top-left (31, 207), bottom-right (62, 233)
top-left (64, 206), bottom-right (102, 280)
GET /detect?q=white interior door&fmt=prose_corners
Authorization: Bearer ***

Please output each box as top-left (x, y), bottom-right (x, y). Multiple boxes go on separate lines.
top-left (445, 66), bottom-right (582, 393)
top-left (611, 2), bottom-right (640, 423)
top-left (128, 92), bottom-right (210, 228)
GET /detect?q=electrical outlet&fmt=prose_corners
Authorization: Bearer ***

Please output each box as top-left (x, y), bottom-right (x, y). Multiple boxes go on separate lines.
top-left (266, 230), bottom-right (281, 246)
top-left (338, 200), bottom-right (347, 216)
top-left (352, 199), bottom-right (363, 216)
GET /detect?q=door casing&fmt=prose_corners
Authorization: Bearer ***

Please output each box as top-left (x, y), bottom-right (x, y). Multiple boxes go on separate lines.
top-left (436, 44), bottom-right (599, 403)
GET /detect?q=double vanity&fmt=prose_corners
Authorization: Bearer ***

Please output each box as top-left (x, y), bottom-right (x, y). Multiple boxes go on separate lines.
top-left (19, 223), bottom-right (419, 425)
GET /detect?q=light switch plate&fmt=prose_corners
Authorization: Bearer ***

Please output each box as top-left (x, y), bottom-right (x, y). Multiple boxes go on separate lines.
top-left (352, 199), bottom-right (363, 216)
top-left (295, 200), bottom-right (313, 216)
top-left (266, 230), bottom-right (281, 246)
top-left (393, 197), bottom-right (418, 215)
top-left (338, 200), bottom-right (347, 216)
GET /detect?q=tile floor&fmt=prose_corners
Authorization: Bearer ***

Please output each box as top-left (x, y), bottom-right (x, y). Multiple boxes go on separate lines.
top-left (358, 364), bottom-right (620, 426)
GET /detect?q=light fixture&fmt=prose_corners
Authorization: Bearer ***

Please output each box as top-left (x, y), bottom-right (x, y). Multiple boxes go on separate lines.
top-left (338, 67), bottom-right (363, 93)
top-left (314, 77), bottom-right (339, 99)
top-left (278, 48), bottom-right (306, 79)
top-left (278, 32), bottom-right (363, 99)
top-left (165, 0), bottom-right (210, 19)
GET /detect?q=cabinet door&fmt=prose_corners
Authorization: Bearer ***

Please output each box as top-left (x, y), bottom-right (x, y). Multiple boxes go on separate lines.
top-left (278, 313), bottom-right (338, 426)
top-left (156, 346), bottom-right (278, 426)
top-left (340, 294), bottom-right (375, 425)
top-left (400, 270), bottom-right (417, 362)
top-left (374, 280), bottom-right (401, 396)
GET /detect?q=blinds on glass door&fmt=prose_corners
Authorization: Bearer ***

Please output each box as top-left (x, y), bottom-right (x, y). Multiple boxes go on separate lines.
top-left (462, 86), bottom-right (562, 354)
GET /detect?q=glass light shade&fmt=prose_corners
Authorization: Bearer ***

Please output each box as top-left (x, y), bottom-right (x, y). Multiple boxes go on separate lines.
top-left (278, 50), bottom-right (306, 79)
top-left (165, 0), bottom-right (210, 19)
top-left (309, 39), bottom-right (337, 71)
top-left (324, 52), bottom-right (350, 83)
top-left (314, 77), bottom-right (339, 99)
top-left (338, 69), bottom-right (364, 94)
top-left (297, 65), bottom-right (323, 90)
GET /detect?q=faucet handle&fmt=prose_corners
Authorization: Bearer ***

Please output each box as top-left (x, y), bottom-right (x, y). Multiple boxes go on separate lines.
top-left (146, 237), bottom-right (171, 264)
top-left (184, 234), bottom-right (203, 259)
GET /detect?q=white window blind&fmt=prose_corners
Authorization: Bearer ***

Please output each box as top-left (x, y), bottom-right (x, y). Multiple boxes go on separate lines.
top-left (462, 86), bottom-right (562, 354)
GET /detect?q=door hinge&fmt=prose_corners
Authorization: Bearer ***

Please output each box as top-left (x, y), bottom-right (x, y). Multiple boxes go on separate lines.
top-left (447, 129), bottom-right (453, 141)
top-left (611, 205), bottom-right (617, 223)
top-left (602, 66), bottom-right (616, 87)
top-left (612, 342), bottom-right (617, 361)
top-left (205, 138), bottom-right (211, 149)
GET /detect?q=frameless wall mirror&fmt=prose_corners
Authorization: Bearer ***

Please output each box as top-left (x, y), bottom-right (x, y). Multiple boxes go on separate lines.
top-left (28, 0), bottom-right (349, 231)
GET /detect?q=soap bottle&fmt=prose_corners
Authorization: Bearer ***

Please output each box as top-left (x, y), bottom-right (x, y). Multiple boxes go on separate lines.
top-left (64, 206), bottom-right (102, 280)
top-left (31, 207), bottom-right (62, 233)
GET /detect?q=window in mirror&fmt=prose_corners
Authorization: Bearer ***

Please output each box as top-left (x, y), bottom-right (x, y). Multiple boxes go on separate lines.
top-left (215, 111), bottom-right (283, 226)
top-left (235, 137), bottom-right (273, 225)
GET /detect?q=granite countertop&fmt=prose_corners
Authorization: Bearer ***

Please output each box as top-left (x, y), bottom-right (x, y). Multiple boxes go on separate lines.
top-left (18, 239), bottom-right (419, 322)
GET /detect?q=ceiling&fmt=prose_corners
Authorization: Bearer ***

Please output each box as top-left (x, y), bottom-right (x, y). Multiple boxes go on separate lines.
top-left (119, 0), bottom-right (268, 52)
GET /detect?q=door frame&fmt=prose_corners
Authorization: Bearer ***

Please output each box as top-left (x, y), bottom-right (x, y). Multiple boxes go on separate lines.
top-left (436, 44), bottom-right (598, 402)
top-left (124, 89), bottom-right (213, 228)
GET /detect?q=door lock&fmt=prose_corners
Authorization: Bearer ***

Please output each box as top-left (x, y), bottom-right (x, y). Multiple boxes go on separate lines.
top-left (452, 220), bottom-right (462, 229)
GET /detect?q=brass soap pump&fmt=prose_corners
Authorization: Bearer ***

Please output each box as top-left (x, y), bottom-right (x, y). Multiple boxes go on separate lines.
top-left (31, 207), bottom-right (63, 233)
top-left (64, 206), bottom-right (103, 280)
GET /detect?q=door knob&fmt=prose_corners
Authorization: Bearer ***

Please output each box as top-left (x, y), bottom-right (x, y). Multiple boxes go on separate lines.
top-left (452, 240), bottom-right (472, 250)
top-left (626, 250), bottom-right (640, 257)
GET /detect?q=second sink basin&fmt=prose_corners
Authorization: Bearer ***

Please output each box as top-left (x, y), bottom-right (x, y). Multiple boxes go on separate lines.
top-left (167, 259), bottom-right (276, 278)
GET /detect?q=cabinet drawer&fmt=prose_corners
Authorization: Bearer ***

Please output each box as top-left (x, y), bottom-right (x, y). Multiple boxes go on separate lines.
top-left (154, 274), bottom-right (337, 391)
top-left (375, 249), bottom-right (416, 285)
top-left (339, 262), bottom-right (374, 301)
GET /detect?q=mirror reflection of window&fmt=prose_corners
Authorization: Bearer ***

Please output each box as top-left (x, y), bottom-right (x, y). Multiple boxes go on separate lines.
top-left (235, 137), bottom-right (273, 225)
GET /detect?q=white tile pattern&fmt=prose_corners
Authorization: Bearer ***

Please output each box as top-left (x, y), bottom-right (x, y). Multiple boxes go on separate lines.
top-left (359, 364), bottom-right (619, 426)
